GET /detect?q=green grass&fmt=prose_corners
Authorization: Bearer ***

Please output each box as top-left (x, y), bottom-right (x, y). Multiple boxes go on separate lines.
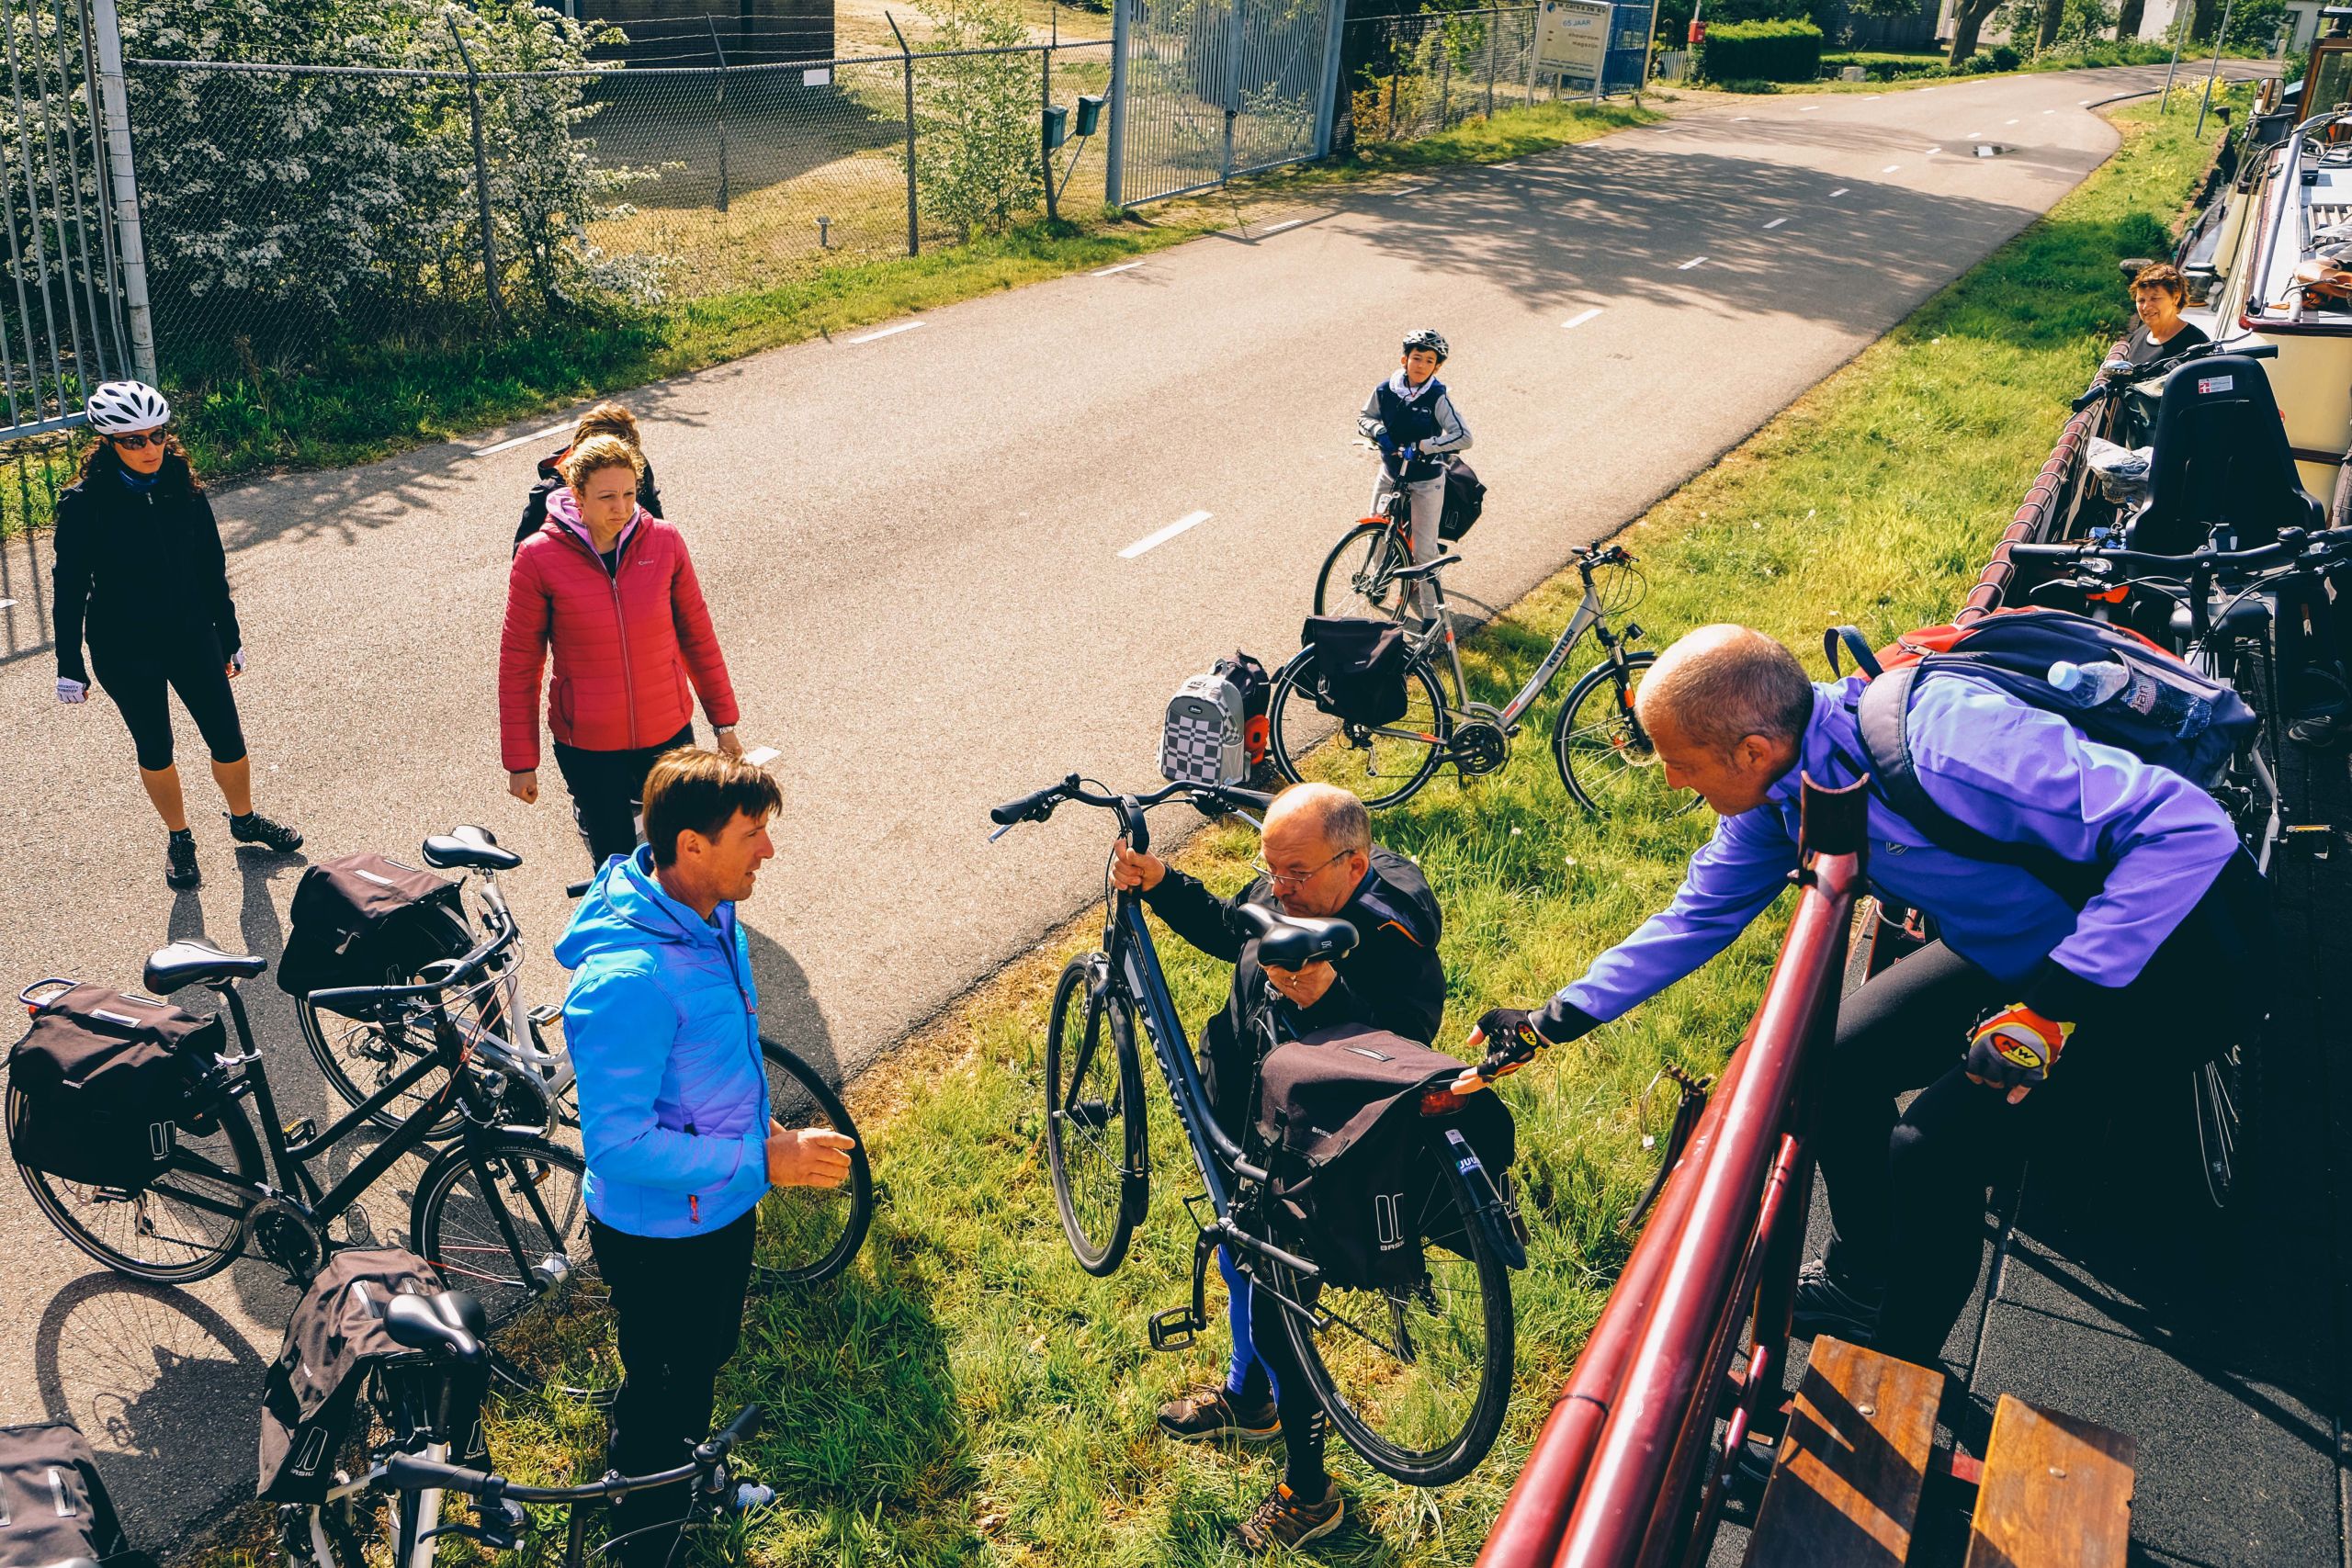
top-left (178, 89), bottom-right (2233, 1568)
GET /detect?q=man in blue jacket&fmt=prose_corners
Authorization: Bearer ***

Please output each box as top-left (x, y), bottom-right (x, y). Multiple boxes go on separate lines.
top-left (556, 748), bottom-right (854, 1566)
top-left (1458, 625), bottom-right (2267, 1363)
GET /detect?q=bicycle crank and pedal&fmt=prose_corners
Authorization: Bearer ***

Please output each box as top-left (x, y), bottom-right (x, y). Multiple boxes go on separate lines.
top-left (1148, 1223), bottom-right (1217, 1352)
top-left (1442, 705), bottom-right (1514, 779)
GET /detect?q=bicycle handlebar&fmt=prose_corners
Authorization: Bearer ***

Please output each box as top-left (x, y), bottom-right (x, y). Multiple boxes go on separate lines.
top-left (2069, 339), bottom-right (2279, 412)
top-left (305, 915), bottom-right (519, 1014)
top-left (381, 1406), bottom-right (763, 1506)
top-left (2007, 527), bottom-right (2348, 578)
top-left (988, 774), bottom-right (1271, 829)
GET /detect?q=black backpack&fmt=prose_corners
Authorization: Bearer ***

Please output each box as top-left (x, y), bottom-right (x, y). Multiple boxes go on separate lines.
top-left (1215, 650), bottom-right (1272, 765)
top-left (1250, 1027), bottom-right (1515, 1292)
top-left (0, 1421), bottom-right (149, 1568)
top-left (1438, 455), bottom-right (1486, 543)
top-left (276, 854), bottom-right (471, 1013)
top-left (6, 985), bottom-right (227, 1189)
top-left (1303, 616), bottom-right (1411, 727)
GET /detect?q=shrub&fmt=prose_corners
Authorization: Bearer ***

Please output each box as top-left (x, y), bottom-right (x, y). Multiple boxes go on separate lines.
top-left (1988, 42), bottom-right (2023, 68)
top-left (1695, 17), bottom-right (1824, 81)
top-left (912, 0), bottom-right (1045, 241)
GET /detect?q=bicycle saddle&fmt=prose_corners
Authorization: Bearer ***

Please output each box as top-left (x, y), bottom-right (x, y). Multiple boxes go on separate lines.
top-left (142, 938), bottom-right (267, 993)
top-left (384, 1290), bottom-right (487, 1363)
top-left (422, 825), bottom-right (522, 873)
top-left (1386, 553), bottom-right (1463, 582)
top-left (1232, 903), bottom-right (1359, 969)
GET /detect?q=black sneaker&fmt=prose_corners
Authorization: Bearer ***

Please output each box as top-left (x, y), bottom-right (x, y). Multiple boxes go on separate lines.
top-left (1157, 1386), bottom-right (1280, 1443)
top-left (164, 830), bottom-right (199, 891)
top-left (1792, 1258), bottom-right (1884, 1345)
top-left (1236, 1480), bottom-right (1342, 1554)
top-left (227, 809), bottom-right (303, 853)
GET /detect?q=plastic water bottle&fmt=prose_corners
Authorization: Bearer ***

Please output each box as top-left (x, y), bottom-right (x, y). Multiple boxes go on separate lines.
top-left (2048, 660), bottom-right (2212, 739)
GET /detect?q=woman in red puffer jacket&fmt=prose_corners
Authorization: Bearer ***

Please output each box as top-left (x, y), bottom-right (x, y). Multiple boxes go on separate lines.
top-left (500, 434), bottom-right (743, 868)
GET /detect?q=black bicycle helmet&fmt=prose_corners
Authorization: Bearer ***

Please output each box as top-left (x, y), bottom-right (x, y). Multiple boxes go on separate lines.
top-left (1402, 328), bottom-right (1450, 361)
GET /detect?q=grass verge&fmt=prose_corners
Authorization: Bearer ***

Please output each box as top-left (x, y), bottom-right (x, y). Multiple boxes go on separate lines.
top-left (179, 89), bottom-right (2231, 1568)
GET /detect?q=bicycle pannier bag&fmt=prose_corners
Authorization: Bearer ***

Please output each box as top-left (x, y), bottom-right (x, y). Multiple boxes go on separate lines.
top-left (1304, 616), bottom-right (1411, 728)
top-left (6, 985), bottom-right (225, 1189)
top-left (276, 854), bottom-right (469, 1012)
top-left (1216, 650), bottom-right (1273, 766)
top-left (1439, 455), bottom-right (1486, 544)
top-left (0, 1421), bottom-right (150, 1568)
top-left (1251, 1026), bottom-right (1515, 1292)
top-left (259, 1247), bottom-right (466, 1503)
top-left (1160, 669), bottom-right (1250, 787)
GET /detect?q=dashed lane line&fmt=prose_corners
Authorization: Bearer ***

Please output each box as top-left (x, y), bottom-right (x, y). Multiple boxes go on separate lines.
top-left (1677, 255), bottom-right (1709, 270)
top-left (1562, 307), bottom-right (1605, 329)
top-left (847, 320), bottom-right (925, 344)
top-left (1091, 260), bottom-right (1145, 276)
top-left (1119, 510), bottom-right (1214, 558)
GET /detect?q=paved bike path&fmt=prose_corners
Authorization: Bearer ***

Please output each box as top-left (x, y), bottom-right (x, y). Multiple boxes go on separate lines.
top-left (0, 64), bottom-right (2250, 1551)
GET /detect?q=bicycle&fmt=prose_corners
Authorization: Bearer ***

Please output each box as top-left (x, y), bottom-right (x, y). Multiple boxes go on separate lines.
top-left (300, 825), bottom-right (872, 1290)
top-left (1313, 446), bottom-right (1424, 620)
top-left (11, 924), bottom-right (607, 1410)
top-left (989, 773), bottom-right (1524, 1485)
top-left (1273, 543), bottom-right (1695, 815)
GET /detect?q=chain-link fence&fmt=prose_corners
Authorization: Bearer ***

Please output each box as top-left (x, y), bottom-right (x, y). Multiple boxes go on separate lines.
top-left (1334, 6), bottom-right (1543, 148)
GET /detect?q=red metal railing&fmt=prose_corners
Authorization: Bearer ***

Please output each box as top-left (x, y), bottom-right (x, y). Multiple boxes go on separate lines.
top-left (1477, 777), bottom-right (1871, 1568)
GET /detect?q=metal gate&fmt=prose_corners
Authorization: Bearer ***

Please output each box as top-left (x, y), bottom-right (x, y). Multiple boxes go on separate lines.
top-left (1106, 0), bottom-right (1343, 206)
top-left (0, 0), bottom-right (140, 442)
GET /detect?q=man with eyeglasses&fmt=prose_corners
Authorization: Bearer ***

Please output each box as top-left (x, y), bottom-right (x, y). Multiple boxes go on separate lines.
top-left (1109, 780), bottom-right (1443, 1552)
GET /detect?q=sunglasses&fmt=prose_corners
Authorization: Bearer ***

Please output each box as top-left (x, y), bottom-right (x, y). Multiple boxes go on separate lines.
top-left (109, 429), bottom-right (169, 450)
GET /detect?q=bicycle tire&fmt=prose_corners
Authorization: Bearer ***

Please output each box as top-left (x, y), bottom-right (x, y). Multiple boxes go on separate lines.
top-left (1315, 522), bottom-right (1411, 620)
top-left (412, 1135), bottom-right (615, 1411)
top-left (304, 905), bottom-right (503, 1140)
top-left (754, 1036), bottom-right (874, 1286)
top-left (1044, 955), bottom-right (1148, 1276)
top-left (1273, 1167), bottom-right (1514, 1486)
top-left (1267, 649), bottom-right (1450, 810)
top-left (1552, 651), bottom-right (1697, 818)
top-left (9, 1081), bottom-right (263, 1282)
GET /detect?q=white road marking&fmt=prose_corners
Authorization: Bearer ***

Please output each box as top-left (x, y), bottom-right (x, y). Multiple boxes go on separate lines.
top-left (1800, 104), bottom-right (1818, 111)
top-left (743, 747), bottom-right (781, 768)
top-left (1255, 218), bottom-right (1305, 235)
top-left (1119, 510), bottom-right (1214, 558)
top-left (473, 421), bottom-right (572, 457)
top-left (848, 320), bottom-right (925, 344)
top-left (1091, 260), bottom-right (1145, 276)
top-left (1763, 217), bottom-right (1787, 229)
top-left (1883, 163), bottom-right (1901, 173)
top-left (1865, 94), bottom-right (1882, 99)
top-left (2042, 107), bottom-right (2055, 114)
top-left (1678, 255), bottom-right (1709, 270)
top-left (1733, 115), bottom-right (1751, 120)
top-left (1562, 306), bottom-right (1605, 329)
top-left (1829, 186), bottom-right (1849, 197)
top-left (2079, 96), bottom-right (2092, 103)
top-left (1924, 145), bottom-right (1942, 154)
top-left (1967, 130), bottom-right (1984, 139)
top-left (2005, 117), bottom-right (2019, 124)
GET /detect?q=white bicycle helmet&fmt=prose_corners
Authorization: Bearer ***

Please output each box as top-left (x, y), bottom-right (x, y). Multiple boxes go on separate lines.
top-left (85, 379), bottom-right (170, 434)
top-left (1402, 327), bottom-right (1450, 361)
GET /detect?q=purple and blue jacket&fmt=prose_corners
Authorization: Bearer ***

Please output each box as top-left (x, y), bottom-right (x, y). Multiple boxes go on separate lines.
top-left (1536, 675), bottom-right (2242, 1036)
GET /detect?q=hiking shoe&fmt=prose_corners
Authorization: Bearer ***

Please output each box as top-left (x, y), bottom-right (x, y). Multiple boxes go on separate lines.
top-left (1157, 1386), bottom-right (1280, 1444)
top-left (227, 809), bottom-right (303, 853)
top-left (1792, 1258), bottom-right (1884, 1345)
top-left (1237, 1481), bottom-right (1342, 1554)
top-left (164, 830), bottom-right (199, 891)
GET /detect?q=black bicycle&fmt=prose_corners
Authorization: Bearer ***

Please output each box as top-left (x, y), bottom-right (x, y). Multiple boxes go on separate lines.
top-left (990, 773), bottom-right (1522, 1486)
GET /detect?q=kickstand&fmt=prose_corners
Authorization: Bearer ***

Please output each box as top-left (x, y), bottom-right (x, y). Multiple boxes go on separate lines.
top-left (1622, 1064), bottom-right (1713, 1235)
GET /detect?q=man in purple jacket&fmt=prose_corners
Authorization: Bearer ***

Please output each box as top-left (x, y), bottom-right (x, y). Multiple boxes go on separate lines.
top-left (1457, 625), bottom-right (2267, 1362)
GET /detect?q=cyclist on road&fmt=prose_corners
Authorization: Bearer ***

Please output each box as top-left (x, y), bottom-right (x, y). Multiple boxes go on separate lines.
top-left (1110, 782), bottom-right (1442, 1552)
top-left (1457, 625), bottom-right (2268, 1367)
top-left (514, 400), bottom-right (664, 555)
top-left (1357, 328), bottom-right (1472, 621)
top-left (500, 434), bottom-right (743, 869)
top-left (555, 749), bottom-right (854, 1568)
top-left (51, 380), bottom-right (303, 890)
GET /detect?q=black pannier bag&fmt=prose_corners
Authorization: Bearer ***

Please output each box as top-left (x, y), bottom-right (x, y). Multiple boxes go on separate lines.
top-left (1303, 616), bottom-right (1411, 728)
top-left (6, 985), bottom-right (226, 1189)
top-left (276, 854), bottom-right (469, 1013)
top-left (0, 1420), bottom-right (150, 1568)
top-left (1251, 1026), bottom-right (1515, 1292)
top-left (259, 1247), bottom-right (467, 1503)
top-left (1439, 455), bottom-right (1486, 543)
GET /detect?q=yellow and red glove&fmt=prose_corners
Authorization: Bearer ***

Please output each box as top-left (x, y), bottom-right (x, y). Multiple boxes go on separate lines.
top-left (1965, 1004), bottom-right (2073, 1097)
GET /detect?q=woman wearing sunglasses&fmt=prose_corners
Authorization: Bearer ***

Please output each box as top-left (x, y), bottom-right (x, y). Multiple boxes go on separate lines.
top-left (52, 380), bottom-right (302, 891)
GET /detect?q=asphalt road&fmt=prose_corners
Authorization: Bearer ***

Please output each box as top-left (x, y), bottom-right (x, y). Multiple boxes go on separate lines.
top-left (0, 64), bottom-right (2250, 1550)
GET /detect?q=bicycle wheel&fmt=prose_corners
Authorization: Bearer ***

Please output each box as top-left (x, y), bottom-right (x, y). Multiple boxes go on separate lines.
top-left (10, 1085), bottom-right (262, 1282)
top-left (412, 1136), bottom-right (615, 1411)
top-left (755, 1037), bottom-right (874, 1285)
top-left (1315, 523), bottom-right (1411, 619)
top-left (1268, 652), bottom-right (1450, 810)
top-left (1043, 954), bottom-right (1148, 1276)
top-left (1273, 1168), bottom-right (1514, 1486)
top-left (304, 905), bottom-right (505, 1139)
top-left (1553, 651), bottom-right (1699, 818)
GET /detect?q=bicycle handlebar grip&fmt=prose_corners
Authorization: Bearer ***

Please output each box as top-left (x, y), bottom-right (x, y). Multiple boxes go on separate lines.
top-left (385, 1452), bottom-right (491, 1497)
top-left (695, 1403), bottom-right (763, 1465)
top-left (2003, 543), bottom-right (2081, 561)
top-left (989, 785), bottom-right (1060, 826)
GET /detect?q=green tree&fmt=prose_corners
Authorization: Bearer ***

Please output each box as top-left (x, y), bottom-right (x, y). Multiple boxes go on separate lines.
top-left (912, 0), bottom-right (1044, 240)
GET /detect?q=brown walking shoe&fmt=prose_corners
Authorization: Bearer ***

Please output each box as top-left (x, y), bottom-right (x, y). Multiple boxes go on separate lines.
top-left (1236, 1480), bottom-right (1343, 1553)
top-left (1157, 1385), bottom-right (1280, 1443)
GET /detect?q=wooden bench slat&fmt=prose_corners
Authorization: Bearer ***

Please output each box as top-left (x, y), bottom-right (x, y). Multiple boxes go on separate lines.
top-left (1963, 1393), bottom-right (2138, 1568)
top-left (1743, 1336), bottom-right (1947, 1568)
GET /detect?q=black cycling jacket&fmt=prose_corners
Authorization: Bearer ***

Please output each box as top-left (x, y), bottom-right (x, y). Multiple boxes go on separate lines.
top-left (51, 454), bottom-right (240, 683)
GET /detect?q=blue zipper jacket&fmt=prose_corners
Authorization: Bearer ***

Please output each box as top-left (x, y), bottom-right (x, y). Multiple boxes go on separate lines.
top-left (555, 847), bottom-right (769, 1237)
top-left (1542, 675), bottom-right (2242, 1035)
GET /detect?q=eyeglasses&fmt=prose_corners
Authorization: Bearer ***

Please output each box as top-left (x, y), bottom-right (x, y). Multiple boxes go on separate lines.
top-left (1250, 848), bottom-right (1351, 890)
top-left (109, 429), bottom-right (168, 450)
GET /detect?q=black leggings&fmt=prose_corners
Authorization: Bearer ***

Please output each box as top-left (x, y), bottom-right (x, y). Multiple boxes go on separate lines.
top-left (550, 723), bottom-right (695, 869)
top-left (90, 633), bottom-right (246, 773)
